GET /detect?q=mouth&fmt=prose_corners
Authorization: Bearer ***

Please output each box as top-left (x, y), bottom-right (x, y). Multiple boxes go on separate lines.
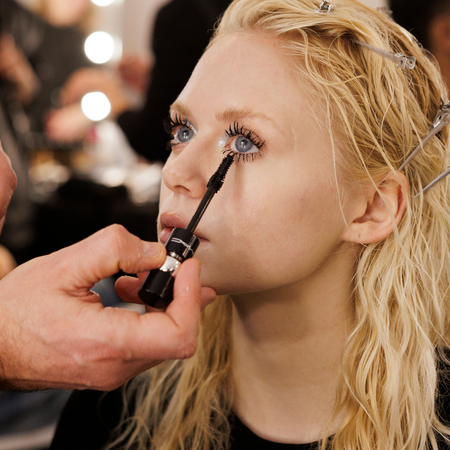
top-left (159, 212), bottom-right (209, 244)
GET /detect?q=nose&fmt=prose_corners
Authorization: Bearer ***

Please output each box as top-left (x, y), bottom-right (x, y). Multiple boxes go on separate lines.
top-left (162, 138), bottom-right (221, 199)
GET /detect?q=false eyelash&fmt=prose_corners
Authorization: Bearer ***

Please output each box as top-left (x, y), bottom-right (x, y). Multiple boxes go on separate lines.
top-left (163, 114), bottom-right (188, 137)
top-left (223, 121), bottom-right (265, 162)
top-left (163, 114), bottom-right (189, 152)
top-left (226, 121), bottom-right (265, 149)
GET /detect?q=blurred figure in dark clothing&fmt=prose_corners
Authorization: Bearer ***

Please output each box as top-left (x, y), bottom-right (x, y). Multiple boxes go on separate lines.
top-left (390, 0), bottom-right (450, 93)
top-left (49, 0), bottom-right (231, 162)
top-left (0, 0), bottom-right (92, 265)
top-left (0, 0), bottom-right (91, 134)
top-left (116, 0), bottom-right (231, 161)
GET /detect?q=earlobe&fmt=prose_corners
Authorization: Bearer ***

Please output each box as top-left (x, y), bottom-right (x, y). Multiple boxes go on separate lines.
top-left (342, 171), bottom-right (408, 244)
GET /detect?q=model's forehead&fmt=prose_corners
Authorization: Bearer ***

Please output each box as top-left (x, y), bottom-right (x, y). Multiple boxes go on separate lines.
top-left (176, 32), bottom-right (311, 128)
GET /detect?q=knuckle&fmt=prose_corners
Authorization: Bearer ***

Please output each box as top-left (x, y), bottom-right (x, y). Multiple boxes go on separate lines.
top-left (102, 224), bottom-right (128, 250)
top-left (176, 335), bottom-right (198, 360)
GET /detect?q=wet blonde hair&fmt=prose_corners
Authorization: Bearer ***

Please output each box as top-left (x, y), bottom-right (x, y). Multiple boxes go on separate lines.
top-left (108, 1), bottom-right (450, 449)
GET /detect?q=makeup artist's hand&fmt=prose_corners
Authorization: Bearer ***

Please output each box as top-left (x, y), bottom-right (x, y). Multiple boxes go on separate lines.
top-left (46, 103), bottom-right (93, 144)
top-left (0, 225), bottom-right (216, 391)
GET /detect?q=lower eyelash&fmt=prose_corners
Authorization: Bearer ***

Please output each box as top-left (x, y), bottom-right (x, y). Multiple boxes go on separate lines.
top-left (221, 149), bottom-right (261, 163)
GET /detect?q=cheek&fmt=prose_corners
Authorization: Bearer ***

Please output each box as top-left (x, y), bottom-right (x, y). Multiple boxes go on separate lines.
top-left (200, 178), bottom-right (344, 294)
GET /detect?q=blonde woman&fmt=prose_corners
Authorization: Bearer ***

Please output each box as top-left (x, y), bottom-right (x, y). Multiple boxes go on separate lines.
top-left (51, 0), bottom-right (450, 449)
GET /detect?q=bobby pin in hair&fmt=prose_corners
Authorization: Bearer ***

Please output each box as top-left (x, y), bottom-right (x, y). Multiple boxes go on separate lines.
top-left (399, 101), bottom-right (450, 171)
top-left (315, 1), bottom-right (333, 14)
top-left (352, 39), bottom-right (416, 70)
top-left (411, 102), bottom-right (450, 197)
top-left (416, 166), bottom-right (450, 197)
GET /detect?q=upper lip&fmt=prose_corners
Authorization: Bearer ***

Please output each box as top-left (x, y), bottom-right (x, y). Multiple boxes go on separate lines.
top-left (160, 212), bottom-right (208, 240)
top-left (160, 212), bottom-right (188, 230)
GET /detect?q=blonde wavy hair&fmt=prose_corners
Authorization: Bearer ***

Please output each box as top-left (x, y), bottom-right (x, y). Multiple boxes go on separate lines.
top-left (107, 1), bottom-right (450, 449)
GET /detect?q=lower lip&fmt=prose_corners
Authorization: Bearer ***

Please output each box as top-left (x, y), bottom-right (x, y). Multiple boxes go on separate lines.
top-left (159, 227), bottom-right (172, 244)
top-left (159, 227), bottom-right (209, 245)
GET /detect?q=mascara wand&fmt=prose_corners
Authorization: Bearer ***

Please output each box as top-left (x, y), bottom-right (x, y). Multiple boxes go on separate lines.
top-left (138, 154), bottom-right (234, 309)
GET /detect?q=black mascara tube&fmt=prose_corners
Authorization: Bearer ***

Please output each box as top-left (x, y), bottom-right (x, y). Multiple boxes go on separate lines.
top-left (138, 154), bottom-right (234, 309)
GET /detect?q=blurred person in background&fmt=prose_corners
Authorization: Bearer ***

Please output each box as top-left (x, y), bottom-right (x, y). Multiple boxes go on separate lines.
top-left (47, 0), bottom-right (231, 162)
top-left (390, 0), bottom-right (450, 94)
top-left (0, 1), bottom-right (92, 445)
top-left (0, 0), bottom-right (92, 133)
top-left (0, 0), bottom-right (93, 267)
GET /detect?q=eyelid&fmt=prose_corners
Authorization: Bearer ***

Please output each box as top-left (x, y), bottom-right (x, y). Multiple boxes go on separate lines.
top-left (225, 121), bottom-right (265, 149)
top-left (164, 113), bottom-right (198, 135)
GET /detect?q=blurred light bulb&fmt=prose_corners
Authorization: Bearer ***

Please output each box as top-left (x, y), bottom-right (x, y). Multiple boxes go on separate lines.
top-left (81, 92), bottom-right (111, 121)
top-left (84, 32), bottom-right (115, 64)
top-left (91, 0), bottom-right (115, 5)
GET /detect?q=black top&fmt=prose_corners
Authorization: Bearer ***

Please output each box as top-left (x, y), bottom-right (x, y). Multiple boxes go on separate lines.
top-left (117, 0), bottom-right (231, 163)
top-left (50, 378), bottom-right (450, 450)
top-left (50, 388), bottom-right (317, 450)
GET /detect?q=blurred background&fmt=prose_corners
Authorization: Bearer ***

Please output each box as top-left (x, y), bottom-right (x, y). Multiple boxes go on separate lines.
top-left (3, 0), bottom-right (450, 448)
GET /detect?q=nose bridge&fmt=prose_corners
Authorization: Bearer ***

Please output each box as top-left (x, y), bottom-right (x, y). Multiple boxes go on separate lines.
top-left (162, 137), bottom-right (218, 198)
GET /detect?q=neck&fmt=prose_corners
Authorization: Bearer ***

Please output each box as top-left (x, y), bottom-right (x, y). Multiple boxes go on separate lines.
top-left (230, 244), bottom-right (357, 444)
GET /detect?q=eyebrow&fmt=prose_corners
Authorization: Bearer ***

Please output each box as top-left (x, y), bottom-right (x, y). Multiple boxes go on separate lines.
top-left (170, 101), bottom-right (274, 125)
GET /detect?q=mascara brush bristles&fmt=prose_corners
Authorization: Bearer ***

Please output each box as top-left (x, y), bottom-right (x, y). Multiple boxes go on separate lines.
top-left (207, 154), bottom-right (234, 192)
top-left (186, 154), bottom-right (234, 233)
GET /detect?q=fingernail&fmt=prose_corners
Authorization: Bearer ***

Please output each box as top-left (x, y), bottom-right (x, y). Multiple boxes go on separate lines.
top-left (142, 241), bottom-right (162, 258)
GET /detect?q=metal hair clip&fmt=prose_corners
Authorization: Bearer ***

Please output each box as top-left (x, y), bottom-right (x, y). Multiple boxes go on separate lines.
top-left (399, 101), bottom-right (450, 171)
top-left (417, 166), bottom-right (450, 197)
top-left (315, 1), bottom-right (333, 13)
top-left (352, 39), bottom-right (416, 70)
top-left (410, 102), bottom-right (450, 197)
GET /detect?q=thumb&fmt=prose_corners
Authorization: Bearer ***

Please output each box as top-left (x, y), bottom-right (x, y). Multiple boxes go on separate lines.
top-left (50, 225), bottom-right (166, 291)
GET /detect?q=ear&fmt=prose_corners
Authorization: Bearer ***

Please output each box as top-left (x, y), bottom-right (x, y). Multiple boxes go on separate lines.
top-left (429, 14), bottom-right (450, 53)
top-left (341, 171), bottom-right (408, 244)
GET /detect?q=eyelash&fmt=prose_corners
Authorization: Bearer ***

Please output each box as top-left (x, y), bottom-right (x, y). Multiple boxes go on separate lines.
top-left (163, 114), bottom-right (190, 151)
top-left (222, 121), bottom-right (265, 163)
top-left (163, 115), bottom-right (265, 163)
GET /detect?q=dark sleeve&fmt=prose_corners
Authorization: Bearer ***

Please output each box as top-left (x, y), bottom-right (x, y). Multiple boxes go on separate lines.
top-left (0, 0), bottom-right (44, 57)
top-left (50, 388), bottom-right (125, 450)
top-left (117, 0), bottom-right (228, 163)
top-left (25, 25), bottom-right (92, 132)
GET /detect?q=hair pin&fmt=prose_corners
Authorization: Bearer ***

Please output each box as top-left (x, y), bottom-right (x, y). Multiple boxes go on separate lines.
top-left (416, 166), bottom-right (450, 198)
top-left (352, 39), bottom-right (416, 70)
top-left (315, 1), bottom-right (333, 14)
top-left (399, 101), bottom-right (450, 171)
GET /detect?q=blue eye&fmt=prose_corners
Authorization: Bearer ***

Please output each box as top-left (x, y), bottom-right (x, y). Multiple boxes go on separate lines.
top-left (163, 114), bottom-right (198, 150)
top-left (230, 135), bottom-right (258, 154)
top-left (174, 126), bottom-right (195, 144)
top-left (223, 121), bottom-right (265, 162)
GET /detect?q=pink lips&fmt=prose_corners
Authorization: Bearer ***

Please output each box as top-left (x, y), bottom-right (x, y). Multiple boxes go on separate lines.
top-left (159, 212), bottom-right (208, 244)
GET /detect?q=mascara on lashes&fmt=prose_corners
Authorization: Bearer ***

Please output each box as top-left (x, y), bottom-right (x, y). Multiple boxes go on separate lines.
top-left (164, 115), bottom-right (265, 162)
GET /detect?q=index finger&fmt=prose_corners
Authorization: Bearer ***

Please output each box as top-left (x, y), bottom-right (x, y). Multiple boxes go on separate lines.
top-left (116, 259), bottom-right (212, 361)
